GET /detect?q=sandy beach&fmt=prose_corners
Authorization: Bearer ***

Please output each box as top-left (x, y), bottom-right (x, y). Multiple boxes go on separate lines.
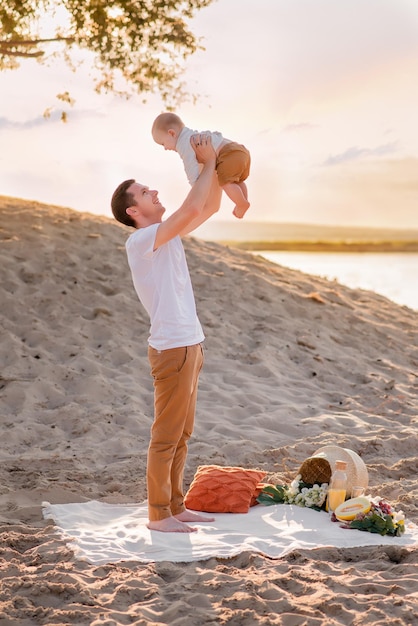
top-left (1, 195), bottom-right (417, 625)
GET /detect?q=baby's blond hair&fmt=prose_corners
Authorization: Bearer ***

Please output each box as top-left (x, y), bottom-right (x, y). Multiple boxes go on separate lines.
top-left (152, 112), bottom-right (184, 134)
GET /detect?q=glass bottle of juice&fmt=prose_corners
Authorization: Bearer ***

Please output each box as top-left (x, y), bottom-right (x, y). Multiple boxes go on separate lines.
top-left (327, 460), bottom-right (347, 516)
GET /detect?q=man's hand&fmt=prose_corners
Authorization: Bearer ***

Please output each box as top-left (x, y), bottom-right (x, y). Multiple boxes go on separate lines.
top-left (191, 133), bottom-right (216, 164)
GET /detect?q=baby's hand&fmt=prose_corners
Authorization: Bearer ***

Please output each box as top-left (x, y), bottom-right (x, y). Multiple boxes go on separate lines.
top-left (191, 133), bottom-right (216, 164)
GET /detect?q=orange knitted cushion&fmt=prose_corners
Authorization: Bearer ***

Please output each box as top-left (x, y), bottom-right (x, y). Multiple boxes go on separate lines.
top-left (184, 465), bottom-right (267, 514)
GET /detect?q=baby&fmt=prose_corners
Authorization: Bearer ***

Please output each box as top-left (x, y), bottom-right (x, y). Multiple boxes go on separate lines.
top-left (152, 112), bottom-right (251, 218)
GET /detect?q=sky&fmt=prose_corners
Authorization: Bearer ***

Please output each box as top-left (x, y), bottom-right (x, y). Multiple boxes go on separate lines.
top-left (1, 0), bottom-right (418, 229)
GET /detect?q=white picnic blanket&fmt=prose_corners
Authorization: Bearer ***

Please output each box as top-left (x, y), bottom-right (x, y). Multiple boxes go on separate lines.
top-left (42, 500), bottom-right (418, 565)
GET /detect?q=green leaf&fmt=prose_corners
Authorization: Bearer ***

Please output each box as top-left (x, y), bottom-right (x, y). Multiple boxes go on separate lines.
top-left (257, 484), bottom-right (288, 504)
top-left (256, 493), bottom-right (279, 506)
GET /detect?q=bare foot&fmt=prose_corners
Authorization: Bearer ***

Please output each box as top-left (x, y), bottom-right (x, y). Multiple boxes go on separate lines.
top-left (233, 200), bottom-right (250, 219)
top-left (147, 516), bottom-right (197, 533)
top-left (175, 510), bottom-right (215, 523)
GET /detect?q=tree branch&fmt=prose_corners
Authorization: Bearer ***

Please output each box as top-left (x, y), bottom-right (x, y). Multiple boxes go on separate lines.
top-left (0, 37), bottom-right (75, 46)
top-left (0, 48), bottom-right (44, 58)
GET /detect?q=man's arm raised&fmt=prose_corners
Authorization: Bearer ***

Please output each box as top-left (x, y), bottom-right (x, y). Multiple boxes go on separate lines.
top-left (179, 174), bottom-right (222, 237)
top-left (154, 135), bottom-right (216, 250)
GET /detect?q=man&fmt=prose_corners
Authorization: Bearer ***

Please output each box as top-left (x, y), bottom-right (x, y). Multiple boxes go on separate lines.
top-left (111, 134), bottom-right (221, 532)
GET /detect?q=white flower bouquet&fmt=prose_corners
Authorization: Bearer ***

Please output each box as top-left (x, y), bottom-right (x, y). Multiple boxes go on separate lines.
top-left (257, 474), bottom-right (328, 511)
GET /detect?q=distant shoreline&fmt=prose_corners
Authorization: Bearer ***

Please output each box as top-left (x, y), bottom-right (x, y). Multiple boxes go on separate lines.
top-left (195, 220), bottom-right (418, 248)
top-left (219, 240), bottom-right (418, 253)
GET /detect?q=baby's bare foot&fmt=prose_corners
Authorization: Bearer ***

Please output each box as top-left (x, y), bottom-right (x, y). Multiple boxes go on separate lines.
top-left (233, 200), bottom-right (250, 219)
top-left (175, 510), bottom-right (215, 523)
top-left (147, 516), bottom-right (197, 533)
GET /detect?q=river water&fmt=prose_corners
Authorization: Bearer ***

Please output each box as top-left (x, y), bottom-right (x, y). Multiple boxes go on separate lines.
top-left (253, 251), bottom-right (418, 311)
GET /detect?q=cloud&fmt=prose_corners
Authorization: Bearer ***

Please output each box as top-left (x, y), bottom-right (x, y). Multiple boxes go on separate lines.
top-left (0, 108), bottom-right (105, 131)
top-left (0, 111), bottom-right (66, 130)
top-left (323, 142), bottom-right (399, 166)
top-left (304, 157), bottom-right (418, 228)
top-left (282, 123), bottom-right (318, 133)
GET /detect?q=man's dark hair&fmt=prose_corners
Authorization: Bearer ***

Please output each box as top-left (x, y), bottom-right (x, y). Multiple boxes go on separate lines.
top-left (111, 179), bottom-right (136, 227)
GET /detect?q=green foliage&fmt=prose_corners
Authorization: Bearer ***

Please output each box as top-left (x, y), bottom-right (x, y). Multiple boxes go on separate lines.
top-left (257, 485), bottom-right (289, 505)
top-left (0, 0), bottom-right (213, 106)
top-left (349, 512), bottom-right (405, 537)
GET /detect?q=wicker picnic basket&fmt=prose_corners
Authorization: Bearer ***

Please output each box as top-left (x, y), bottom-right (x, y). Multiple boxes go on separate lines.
top-left (298, 445), bottom-right (369, 498)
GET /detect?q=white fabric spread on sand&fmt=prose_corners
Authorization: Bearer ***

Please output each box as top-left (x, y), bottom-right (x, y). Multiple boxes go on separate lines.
top-left (42, 500), bottom-right (418, 565)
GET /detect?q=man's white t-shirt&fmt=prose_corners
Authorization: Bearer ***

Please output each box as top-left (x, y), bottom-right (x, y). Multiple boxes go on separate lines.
top-left (125, 223), bottom-right (204, 350)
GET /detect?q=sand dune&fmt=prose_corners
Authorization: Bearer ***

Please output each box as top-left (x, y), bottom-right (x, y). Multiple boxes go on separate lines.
top-left (1, 196), bottom-right (417, 625)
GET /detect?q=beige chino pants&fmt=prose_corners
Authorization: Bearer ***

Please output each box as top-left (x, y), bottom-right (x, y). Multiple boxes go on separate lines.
top-left (147, 343), bottom-right (204, 521)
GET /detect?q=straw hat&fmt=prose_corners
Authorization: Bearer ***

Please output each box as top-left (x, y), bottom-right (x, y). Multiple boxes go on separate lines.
top-left (298, 445), bottom-right (368, 497)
